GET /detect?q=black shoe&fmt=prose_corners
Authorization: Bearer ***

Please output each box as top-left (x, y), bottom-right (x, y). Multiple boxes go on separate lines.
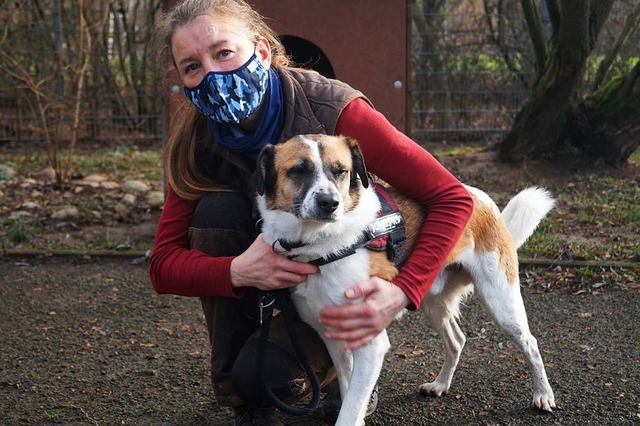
top-left (233, 406), bottom-right (284, 426)
top-left (365, 384), bottom-right (379, 417)
top-left (320, 383), bottom-right (378, 422)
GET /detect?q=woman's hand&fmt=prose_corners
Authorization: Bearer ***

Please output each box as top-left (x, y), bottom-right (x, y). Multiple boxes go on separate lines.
top-left (230, 234), bottom-right (319, 291)
top-left (318, 277), bottom-right (410, 350)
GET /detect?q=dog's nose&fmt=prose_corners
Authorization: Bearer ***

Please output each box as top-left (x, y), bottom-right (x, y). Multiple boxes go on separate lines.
top-left (316, 193), bottom-right (339, 214)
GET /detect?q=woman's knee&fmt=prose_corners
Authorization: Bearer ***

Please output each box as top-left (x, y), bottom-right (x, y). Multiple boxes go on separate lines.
top-left (188, 192), bottom-right (257, 256)
top-left (190, 191), bottom-right (256, 232)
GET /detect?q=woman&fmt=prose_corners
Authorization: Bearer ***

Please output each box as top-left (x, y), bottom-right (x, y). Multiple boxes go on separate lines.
top-left (150, 0), bottom-right (473, 424)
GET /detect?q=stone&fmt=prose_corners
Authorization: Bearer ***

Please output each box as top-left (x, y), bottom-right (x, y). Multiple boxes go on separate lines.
top-left (9, 211), bottom-right (33, 220)
top-left (146, 191), bottom-right (165, 208)
top-left (37, 167), bottom-right (57, 184)
top-left (0, 165), bottom-right (16, 180)
top-left (100, 181), bottom-right (120, 190)
top-left (121, 180), bottom-right (149, 194)
top-left (51, 206), bottom-right (80, 220)
top-left (121, 193), bottom-right (137, 206)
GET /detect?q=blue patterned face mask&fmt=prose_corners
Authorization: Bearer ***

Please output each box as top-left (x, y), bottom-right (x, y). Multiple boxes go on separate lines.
top-left (183, 52), bottom-right (269, 124)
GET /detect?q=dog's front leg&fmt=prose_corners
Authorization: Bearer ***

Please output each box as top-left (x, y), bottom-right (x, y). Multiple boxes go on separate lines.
top-left (322, 336), bottom-right (354, 399)
top-left (335, 331), bottom-right (390, 426)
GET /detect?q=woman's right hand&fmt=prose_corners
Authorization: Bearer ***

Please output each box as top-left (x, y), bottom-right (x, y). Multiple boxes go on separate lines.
top-left (230, 234), bottom-right (319, 291)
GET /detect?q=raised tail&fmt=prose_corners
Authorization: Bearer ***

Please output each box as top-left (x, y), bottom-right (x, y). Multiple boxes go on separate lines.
top-left (501, 187), bottom-right (555, 249)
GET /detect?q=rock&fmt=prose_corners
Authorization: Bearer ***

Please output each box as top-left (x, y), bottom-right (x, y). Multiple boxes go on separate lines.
top-left (20, 178), bottom-right (37, 188)
top-left (37, 167), bottom-right (57, 184)
top-left (121, 193), bottom-right (137, 206)
top-left (100, 181), bottom-right (120, 190)
top-left (20, 202), bottom-right (39, 209)
top-left (0, 165), bottom-right (16, 180)
top-left (121, 180), bottom-right (149, 194)
top-left (83, 174), bottom-right (107, 183)
top-left (9, 211), bottom-right (33, 220)
top-left (114, 202), bottom-right (130, 216)
top-left (77, 174), bottom-right (107, 188)
top-left (51, 206), bottom-right (80, 220)
top-left (146, 191), bottom-right (165, 208)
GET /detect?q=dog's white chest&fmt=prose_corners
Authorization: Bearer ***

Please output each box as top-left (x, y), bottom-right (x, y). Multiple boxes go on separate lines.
top-left (291, 250), bottom-right (370, 330)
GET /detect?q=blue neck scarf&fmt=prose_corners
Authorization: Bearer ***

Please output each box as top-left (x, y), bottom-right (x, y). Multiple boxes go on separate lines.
top-left (210, 68), bottom-right (283, 159)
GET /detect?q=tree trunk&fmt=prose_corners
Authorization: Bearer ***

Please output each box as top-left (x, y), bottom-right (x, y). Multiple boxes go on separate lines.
top-left (498, 0), bottom-right (615, 162)
top-left (499, 0), bottom-right (591, 161)
top-left (569, 62), bottom-right (640, 166)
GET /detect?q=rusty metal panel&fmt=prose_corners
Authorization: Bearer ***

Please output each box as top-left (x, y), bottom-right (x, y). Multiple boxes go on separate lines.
top-left (249, 1), bottom-right (409, 133)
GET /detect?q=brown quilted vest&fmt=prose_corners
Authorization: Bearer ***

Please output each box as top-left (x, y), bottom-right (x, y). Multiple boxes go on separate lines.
top-left (194, 68), bottom-right (370, 190)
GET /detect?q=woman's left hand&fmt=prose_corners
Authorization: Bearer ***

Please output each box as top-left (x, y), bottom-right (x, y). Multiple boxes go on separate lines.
top-left (318, 277), bottom-right (410, 350)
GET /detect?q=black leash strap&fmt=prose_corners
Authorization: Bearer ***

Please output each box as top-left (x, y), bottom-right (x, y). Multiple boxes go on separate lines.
top-left (257, 290), bottom-right (321, 415)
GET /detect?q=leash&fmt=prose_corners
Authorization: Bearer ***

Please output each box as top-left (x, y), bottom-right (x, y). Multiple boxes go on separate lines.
top-left (256, 290), bottom-right (321, 415)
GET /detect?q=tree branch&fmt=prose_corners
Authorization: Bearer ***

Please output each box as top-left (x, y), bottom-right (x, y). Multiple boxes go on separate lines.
top-left (483, 0), bottom-right (529, 88)
top-left (587, 0), bottom-right (615, 51)
top-left (592, 1), bottom-right (640, 91)
top-left (544, 0), bottom-right (560, 38)
top-left (520, 0), bottom-right (549, 74)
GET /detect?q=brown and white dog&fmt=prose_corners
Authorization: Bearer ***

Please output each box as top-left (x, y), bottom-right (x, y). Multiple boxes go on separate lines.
top-left (254, 134), bottom-right (556, 425)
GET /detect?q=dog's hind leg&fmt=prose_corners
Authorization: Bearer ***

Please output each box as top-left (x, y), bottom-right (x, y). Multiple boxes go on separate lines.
top-left (473, 262), bottom-right (555, 412)
top-left (334, 331), bottom-right (390, 426)
top-left (418, 287), bottom-right (468, 397)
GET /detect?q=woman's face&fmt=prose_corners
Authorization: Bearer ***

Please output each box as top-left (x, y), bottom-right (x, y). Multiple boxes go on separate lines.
top-left (171, 14), bottom-right (271, 88)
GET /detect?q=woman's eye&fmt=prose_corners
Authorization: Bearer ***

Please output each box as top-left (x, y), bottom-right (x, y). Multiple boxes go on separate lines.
top-left (218, 50), bottom-right (232, 59)
top-left (185, 63), bottom-right (199, 73)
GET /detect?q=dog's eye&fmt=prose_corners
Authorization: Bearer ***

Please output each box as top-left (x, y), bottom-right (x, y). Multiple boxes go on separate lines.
top-left (287, 163), bottom-right (310, 177)
top-left (332, 167), bottom-right (348, 179)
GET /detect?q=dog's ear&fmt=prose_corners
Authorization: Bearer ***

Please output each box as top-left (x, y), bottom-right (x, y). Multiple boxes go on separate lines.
top-left (345, 136), bottom-right (369, 189)
top-left (254, 144), bottom-right (276, 196)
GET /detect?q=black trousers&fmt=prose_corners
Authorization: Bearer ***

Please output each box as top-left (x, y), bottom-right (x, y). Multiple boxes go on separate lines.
top-left (188, 191), bottom-right (335, 408)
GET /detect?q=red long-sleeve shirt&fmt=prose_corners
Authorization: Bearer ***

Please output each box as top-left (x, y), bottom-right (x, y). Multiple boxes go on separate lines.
top-left (149, 98), bottom-right (473, 309)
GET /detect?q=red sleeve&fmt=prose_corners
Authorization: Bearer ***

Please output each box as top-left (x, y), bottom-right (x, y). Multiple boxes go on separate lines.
top-left (336, 98), bottom-right (473, 309)
top-left (148, 187), bottom-right (245, 298)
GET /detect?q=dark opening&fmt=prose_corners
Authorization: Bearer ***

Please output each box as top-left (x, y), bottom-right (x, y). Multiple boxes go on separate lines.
top-left (279, 35), bottom-right (335, 79)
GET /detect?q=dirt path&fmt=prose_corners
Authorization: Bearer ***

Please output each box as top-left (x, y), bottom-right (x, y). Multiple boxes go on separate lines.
top-left (1, 258), bottom-right (638, 425)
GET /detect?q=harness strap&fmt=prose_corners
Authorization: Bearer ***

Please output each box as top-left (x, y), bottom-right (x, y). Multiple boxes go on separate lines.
top-left (257, 290), bottom-right (321, 415)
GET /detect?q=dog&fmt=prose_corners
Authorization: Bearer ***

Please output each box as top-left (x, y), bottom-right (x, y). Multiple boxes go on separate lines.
top-left (254, 134), bottom-right (556, 425)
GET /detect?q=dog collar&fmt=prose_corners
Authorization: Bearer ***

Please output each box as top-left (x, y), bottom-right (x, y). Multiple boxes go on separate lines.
top-left (275, 183), bottom-right (407, 267)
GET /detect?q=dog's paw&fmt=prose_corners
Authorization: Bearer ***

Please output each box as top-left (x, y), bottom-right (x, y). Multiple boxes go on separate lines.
top-left (418, 381), bottom-right (449, 397)
top-left (532, 392), bottom-right (556, 412)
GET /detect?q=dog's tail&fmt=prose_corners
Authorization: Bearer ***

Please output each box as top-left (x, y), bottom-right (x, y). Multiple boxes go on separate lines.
top-left (501, 187), bottom-right (555, 249)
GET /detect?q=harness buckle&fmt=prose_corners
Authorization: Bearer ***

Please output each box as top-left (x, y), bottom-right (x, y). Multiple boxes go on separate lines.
top-left (259, 293), bottom-right (277, 326)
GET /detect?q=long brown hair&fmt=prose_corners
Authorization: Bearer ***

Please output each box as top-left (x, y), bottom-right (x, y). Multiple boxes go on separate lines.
top-left (152, 0), bottom-right (292, 200)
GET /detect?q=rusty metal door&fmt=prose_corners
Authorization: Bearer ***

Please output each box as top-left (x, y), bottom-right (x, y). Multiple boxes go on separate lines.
top-left (250, 1), bottom-right (410, 134)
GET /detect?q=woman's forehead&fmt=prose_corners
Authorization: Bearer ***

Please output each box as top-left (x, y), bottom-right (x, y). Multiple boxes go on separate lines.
top-left (174, 14), bottom-right (252, 44)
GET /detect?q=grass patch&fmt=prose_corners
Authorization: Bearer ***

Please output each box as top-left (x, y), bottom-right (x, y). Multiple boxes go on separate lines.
top-left (0, 145), bottom-right (163, 183)
top-left (430, 144), bottom-right (485, 158)
top-left (6, 220), bottom-right (35, 245)
top-left (73, 147), bottom-right (163, 182)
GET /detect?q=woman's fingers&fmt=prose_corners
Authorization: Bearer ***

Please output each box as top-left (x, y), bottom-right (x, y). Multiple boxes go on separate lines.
top-left (230, 234), bottom-right (318, 290)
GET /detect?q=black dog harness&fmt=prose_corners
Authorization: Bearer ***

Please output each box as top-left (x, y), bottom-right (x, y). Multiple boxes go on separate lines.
top-left (276, 183), bottom-right (408, 267)
top-left (258, 183), bottom-right (407, 415)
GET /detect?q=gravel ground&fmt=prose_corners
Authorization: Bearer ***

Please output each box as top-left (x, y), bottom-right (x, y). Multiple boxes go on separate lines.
top-left (1, 258), bottom-right (638, 425)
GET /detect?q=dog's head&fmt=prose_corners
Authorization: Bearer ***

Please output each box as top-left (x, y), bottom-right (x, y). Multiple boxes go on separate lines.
top-left (255, 135), bottom-right (369, 223)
